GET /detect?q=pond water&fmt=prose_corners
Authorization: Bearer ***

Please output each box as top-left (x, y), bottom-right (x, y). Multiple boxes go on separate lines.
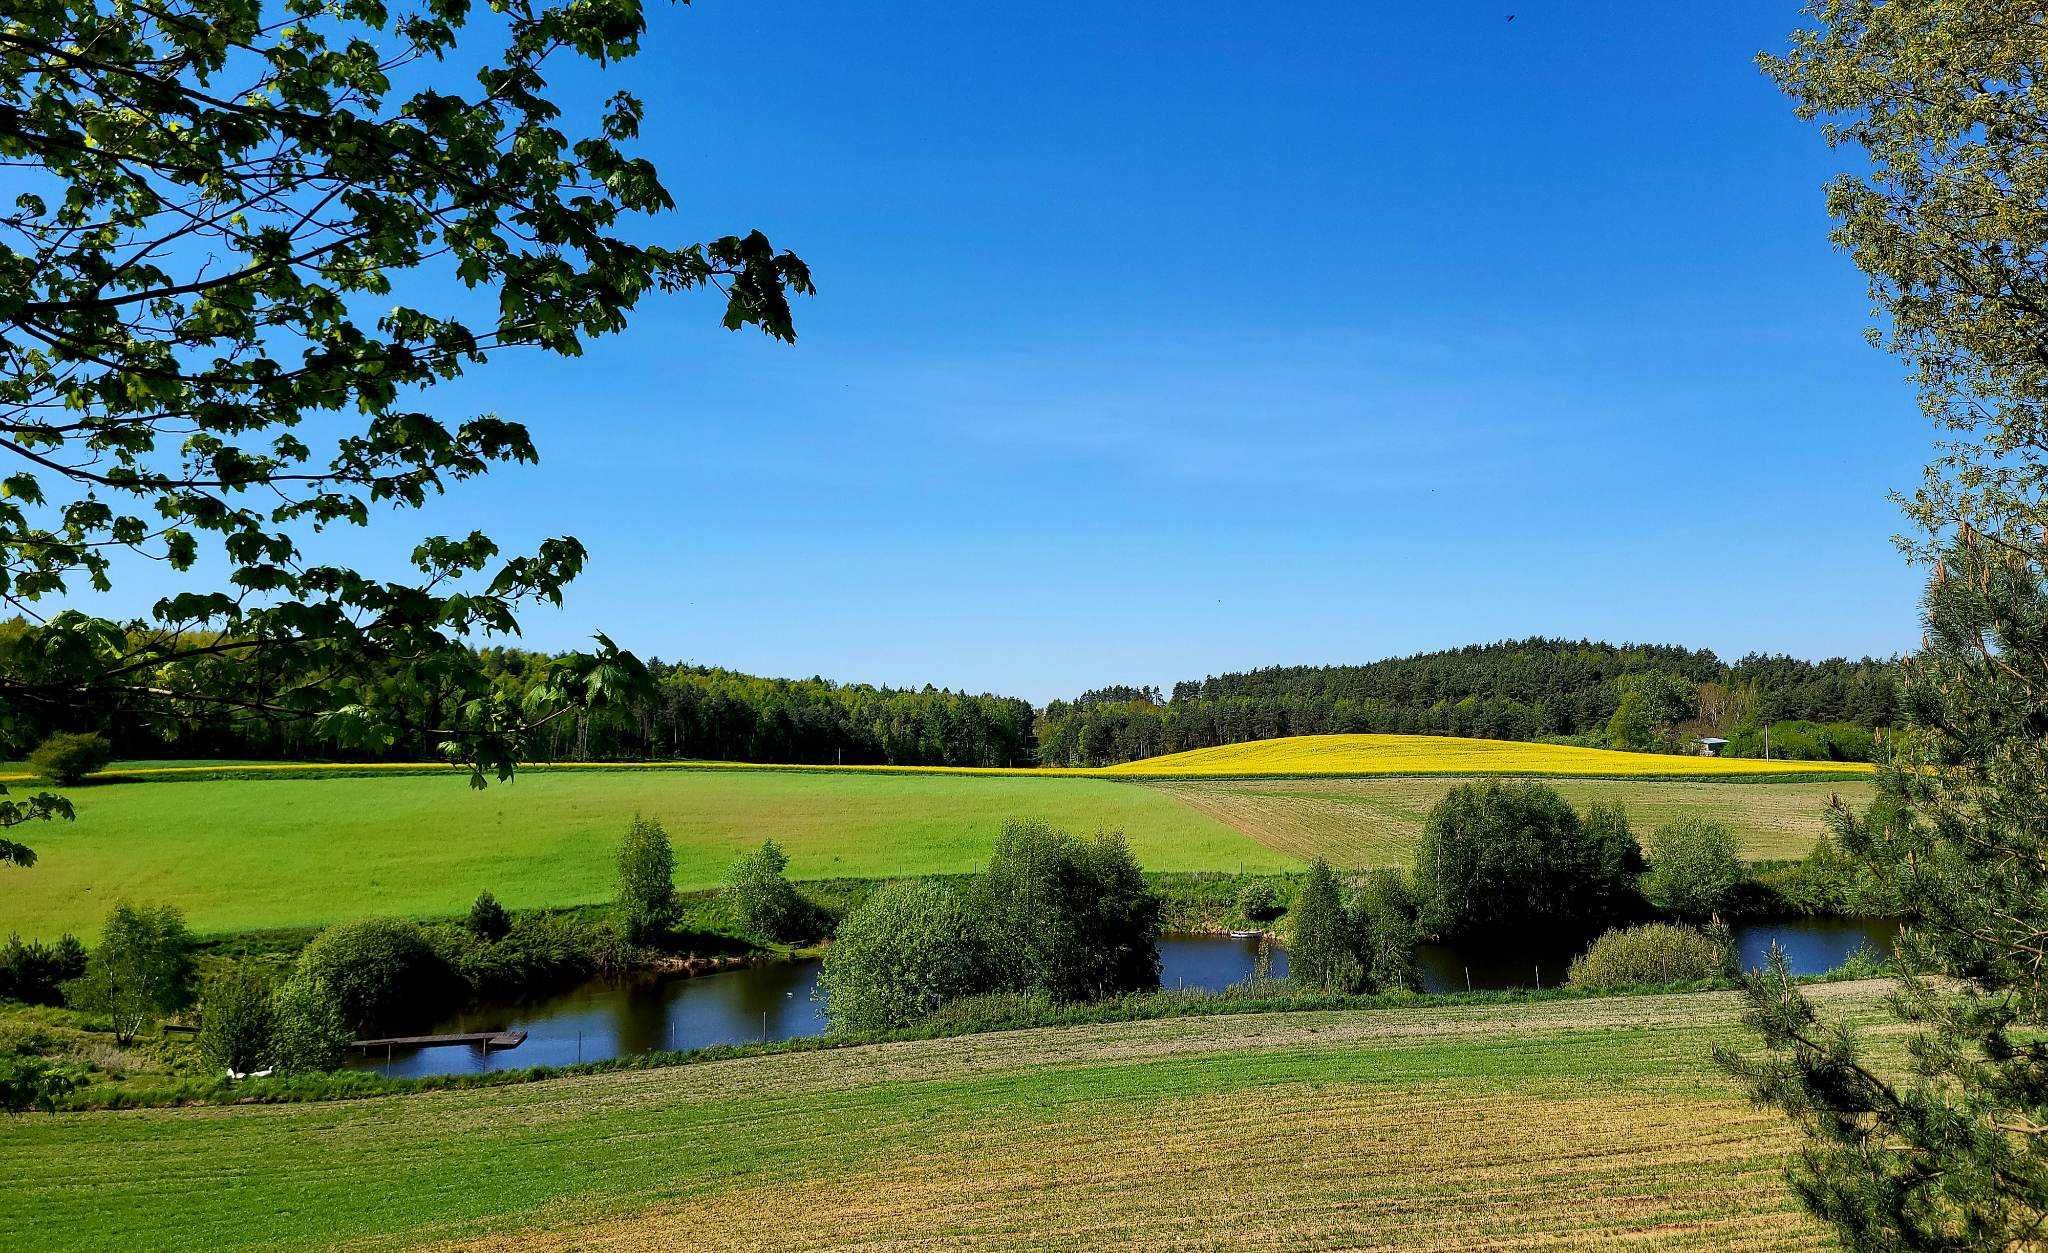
top-left (352, 920), bottom-right (1900, 1080)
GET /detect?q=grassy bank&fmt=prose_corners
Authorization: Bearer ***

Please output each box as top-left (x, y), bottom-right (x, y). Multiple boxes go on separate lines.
top-left (0, 981), bottom-right (1896, 1249)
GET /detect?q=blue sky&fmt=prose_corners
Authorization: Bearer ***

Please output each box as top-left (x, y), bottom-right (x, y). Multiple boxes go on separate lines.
top-left (103, 2), bottom-right (1935, 702)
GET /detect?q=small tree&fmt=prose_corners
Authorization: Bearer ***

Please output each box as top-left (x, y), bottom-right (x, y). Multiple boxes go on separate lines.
top-left (616, 817), bottom-right (679, 944)
top-left (1352, 869), bottom-right (1421, 993)
top-left (1289, 858), bottom-right (1361, 993)
top-left (197, 966), bottom-right (277, 1075)
top-left (64, 903), bottom-right (195, 1043)
top-left (26, 733), bottom-right (113, 786)
top-left (466, 891), bottom-right (512, 943)
top-left (1642, 818), bottom-right (1744, 920)
top-left (269, 976), bottom-right (351, 1073)
top-left (724, 840), bottom-right (814, 944)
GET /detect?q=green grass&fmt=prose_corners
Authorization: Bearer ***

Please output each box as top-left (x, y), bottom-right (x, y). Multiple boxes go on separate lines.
top-left (0, 769), bottom-right (1281, 939)
top-left (1152, 775), bottom-right (1870, 867)
top-left (0, 982), bottom-right (1891, 1250)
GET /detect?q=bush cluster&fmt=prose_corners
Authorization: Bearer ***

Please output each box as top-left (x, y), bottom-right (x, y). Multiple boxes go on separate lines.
top-left (1413, 782), bottom-right (1641, 939)
top-left (26, 731), bottom-right (113, 785)
top-left (292, 918), bottom-right (456, 1035)
top-left (1235, 881), bottom-right (1281, 922)
top-left (1566, 923), bottom-right (1724, 990)
top-left (1289, 860), bottom-right (1419, 994)
top-left (819, 820), bottom-right (1161, 1032)
top-left (0, 934), bottom-right (86, 1006)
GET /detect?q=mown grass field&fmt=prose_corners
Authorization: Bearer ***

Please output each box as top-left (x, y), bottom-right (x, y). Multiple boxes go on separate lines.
top-left (0, 770), bottom-right (1279, 939)
top-left (0, 981), bottom-right (1895, 1250)
top-left (1102, 732), bottom-right (1876, 778)
top-left (1152, 775), bottom-right (1873, 867)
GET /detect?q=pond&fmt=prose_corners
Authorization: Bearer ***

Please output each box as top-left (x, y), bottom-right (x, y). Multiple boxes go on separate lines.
top-left (352, 919), bottom-right (1900, 1079)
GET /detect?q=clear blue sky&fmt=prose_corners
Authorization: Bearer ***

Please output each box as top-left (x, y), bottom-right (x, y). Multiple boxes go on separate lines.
top-left (122, 1), bottom-right (1938, 703)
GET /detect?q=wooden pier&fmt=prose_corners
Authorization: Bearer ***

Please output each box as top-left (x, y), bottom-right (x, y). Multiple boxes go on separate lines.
top-left (349, 1029), bottom-right (527, 1056)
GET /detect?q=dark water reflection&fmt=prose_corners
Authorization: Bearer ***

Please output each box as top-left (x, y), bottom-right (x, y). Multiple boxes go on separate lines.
top-left (355, 921), bottom-right (1896, 1079)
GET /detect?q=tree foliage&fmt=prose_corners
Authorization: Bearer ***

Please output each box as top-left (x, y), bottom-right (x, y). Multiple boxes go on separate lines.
top-left (1642, 817), bottom-right (1743, 920)
top-left (817, 878), bottom-right (998, 1034)
top-left (1412, 782), bottom-right (1641, 940)
top-left (26, 731), bottom-right (111, 784)
top-left (197, 964), bottom-right (278, 1075)
top-left (0, 0), bottom-right (810, 863)
top-left (64, 902), bottom-right (195, 1043)
top-left (1288, 857), bottom-right (1359, 993)
top-left (291, 916), bottom-right (449, 1034)
top-left (1035, 639), bottom-right (1896, 766)
top-left (1722, 4), bottom-right (2048, 1245)
top-left (723, 839), bottom-right (815, 944)
top-left (0, 931), bottom-right (85, 1005)
top-left (465, 891), bottom-right (511, 943)
top-left (976, 820), bottom-right (1161, 1002)
top-left (614, 815), bottom-right (676, 944)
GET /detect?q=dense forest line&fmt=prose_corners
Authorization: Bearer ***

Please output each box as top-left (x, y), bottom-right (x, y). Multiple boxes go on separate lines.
top-left (1033, 639), bottom-right (1898, 766)
top-left (2, 627), bottom-right (1894, 769)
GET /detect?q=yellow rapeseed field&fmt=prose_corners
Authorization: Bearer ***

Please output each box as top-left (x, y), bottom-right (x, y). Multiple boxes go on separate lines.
top-left (1101, 732), bottom-right (1876, 779)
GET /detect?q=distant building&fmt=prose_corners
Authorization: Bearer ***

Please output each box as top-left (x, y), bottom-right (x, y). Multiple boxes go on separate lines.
top-left (1693, 736), bottom-right (1729, 757)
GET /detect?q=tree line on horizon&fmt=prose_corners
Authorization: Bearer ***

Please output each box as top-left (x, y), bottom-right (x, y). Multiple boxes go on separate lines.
top-left (1035, 638), bottom-right (1898, 766)
top-left (0, 627), bottom-right (1893, 769)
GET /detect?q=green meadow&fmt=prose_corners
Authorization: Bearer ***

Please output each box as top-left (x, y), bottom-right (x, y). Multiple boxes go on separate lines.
top-left (0, 769), bottom-right (1278, 938)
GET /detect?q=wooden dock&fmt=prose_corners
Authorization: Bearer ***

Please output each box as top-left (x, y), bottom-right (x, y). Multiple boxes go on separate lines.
top-left (349, 1029), bottom-right (527, 1053)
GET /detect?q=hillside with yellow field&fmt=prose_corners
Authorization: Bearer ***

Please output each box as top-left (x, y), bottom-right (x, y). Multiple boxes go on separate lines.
top-left (1102, 732), bottom-right (1876, 779)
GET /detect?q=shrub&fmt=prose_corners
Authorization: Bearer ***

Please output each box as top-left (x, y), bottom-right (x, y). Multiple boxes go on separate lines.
top-left (1235, 881), bottom-right (1281, 922)
top-left (269, 976), bottom-right (351, 1073)
top-left (724, 840), bottom-right (816, 943)
top-left (819, 879), bottom-right (999, 1033)
top-left (466, 891), bottom-right (511, 942)
top-left (0, 1056), bottom-right (81, 1113)
top-left (197, 965), bottom-right (277, 1074)
top-left (1412, 782), bottom-right (1642, 939)
top-left (1642, 817), bottom-right (1744, 919)
top-left (292, 918), bottom-right (452, 1034)
top-left (27, 731), bottom-right (113, 785)
top-left (449, 913), bottom-right (613, 999)
top-left (0, 934), bottom-right (87, 1006)
top-left (1289, 858), bottom-right (1361, 993)
top-left (64, 902), bottom-right (195, 1043)
top-left (616, 816), bottom-right (678, 944)
top-left (1566, 923), bottom-right (1723, 990)
top-left (975, 820), bottom-right (1161, 1001)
